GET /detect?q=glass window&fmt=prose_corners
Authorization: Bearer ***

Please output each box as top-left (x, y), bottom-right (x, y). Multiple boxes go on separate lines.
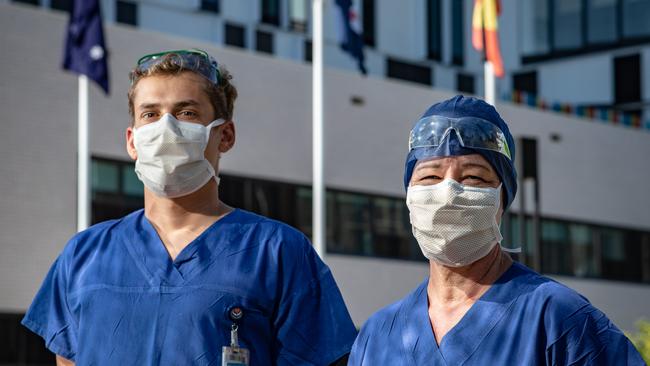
top-left (12, 0), bottom-right (40, 6)
top-left (121, 165), bottom-right (143, 197)
top-left (509, 215), bottom-right (536, 259)
top-left (513, 70), bottom-right (538, 94)
top-left (116, 0), bottom-right (138, 26)
top-left (600, 228), bottom-right (643, 281)
top-left (602, 229), bottom-right (626, 261)
top-left (386, 58), bottom-right (432, 86)
top-left (568, 224), bottom-right (597, 277)
top-left (92, 160), bottom-right (119, 193)
top-left (50, 0), bottom-right (72, 12)
top-left (261, 0), bottom-right (281, 26)
top-left (296, 187), bottom-right (312, 237)
top-left (220, 175), bottom-right (300, 226)
top-left (614, 54), bottom-right (642, 112)
top-left (91, 159), bottom-right (143, 224)
top-left (451, 0), bottom-right (464, 66)
top-left (623, 0), bottom-right (650, 38)
top-left (540, 219), bottom-right (597, 278)
top-left (587, 0), bottom-right (618, 44)
top-left (427, 0), bottom-right (442, 60)
top-left (200, 0), bottom-right (220, 13)
top-left (362, 0), bottom-right (376, 47)
top-left (370, 197), bottom-right (416, 259)
top-left (289, 0), bottom-right (307, 32)
top-left (329, 192), bottom-right (372, 255)
top-left (256, 30), bottom-right (274, 54)
top-left (642, 233), bottom-right (650, 283)
top-left (303, 39), bottom-right (312, 63)
top-left (553, 0), bottom-right (583, 50)
top-left (0, 313), bottom-right (54, 364)
top-left (521, 0), bottom-right (550, 55)
top-left (456, 73), bottom-right (475, 94)
top-left (219, 175), bottom-right (242, 204)
top-left (501, 213), bottom-right (535, 266)
top-left (224, 23), bottom-right (246, 48)
top-left (541, 219), bottom-right (572, 275)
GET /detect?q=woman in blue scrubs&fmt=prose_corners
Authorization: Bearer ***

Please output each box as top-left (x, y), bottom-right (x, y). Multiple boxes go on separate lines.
top-left (22, 49), bottom-right (357, 365)
top-left (348, 95), bottom-right (645, 365)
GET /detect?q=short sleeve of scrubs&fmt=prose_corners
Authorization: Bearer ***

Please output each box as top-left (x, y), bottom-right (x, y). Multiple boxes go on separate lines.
top-left (545, 300), bottom-right (645, 365)
top-left (272, 233), bottom-right (356, 364)
top-left (22, 242), bottom-right (78, 360)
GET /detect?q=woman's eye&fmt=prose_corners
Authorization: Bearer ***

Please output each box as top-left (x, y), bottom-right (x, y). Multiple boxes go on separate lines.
top-left (463, 176), bottom-right (488, 184)
top-left (420, 175), bottom-right (443, 182)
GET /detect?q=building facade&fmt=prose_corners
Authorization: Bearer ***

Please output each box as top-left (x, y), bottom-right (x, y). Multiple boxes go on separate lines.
top-left (1, 1), bottom-right (650, 363)
top-left (12, 0), bottom-right (650, 124)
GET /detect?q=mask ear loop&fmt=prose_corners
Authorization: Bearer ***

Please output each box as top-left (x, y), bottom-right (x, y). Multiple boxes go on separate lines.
top-left (205, 118), bottom-right (227, 186)
top-left (501, 245), bottom-right (522, 254)
top-left (204, 118), bottom-right (226, 143)
top-left (494, 184), bottom-right (520, 254)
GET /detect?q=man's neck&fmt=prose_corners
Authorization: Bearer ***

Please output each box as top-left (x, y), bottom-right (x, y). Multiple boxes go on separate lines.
top-left (142, 180), bottom-right (233, 260)
top-left (427, 245), bottom-right (513, 305)
top-left (143, 180), bottom-right (230, 231)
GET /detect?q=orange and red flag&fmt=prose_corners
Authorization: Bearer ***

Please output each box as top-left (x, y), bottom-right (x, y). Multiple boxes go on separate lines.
top-left (472, 0), bottom-right (504, 77)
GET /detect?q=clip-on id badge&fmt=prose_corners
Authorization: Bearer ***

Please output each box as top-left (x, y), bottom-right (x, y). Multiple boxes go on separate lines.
top-left (222, 307), bottom-right (249, 366)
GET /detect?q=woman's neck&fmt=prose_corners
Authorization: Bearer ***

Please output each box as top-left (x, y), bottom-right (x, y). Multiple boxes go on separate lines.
top-left (427, 245), bottom-right (513, 305)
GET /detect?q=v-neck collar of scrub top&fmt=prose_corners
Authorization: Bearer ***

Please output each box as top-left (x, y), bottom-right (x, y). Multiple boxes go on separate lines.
top-left (401, 262), bottom-right (526, 365)
top-left (119, 208), bottom-right (241, 287)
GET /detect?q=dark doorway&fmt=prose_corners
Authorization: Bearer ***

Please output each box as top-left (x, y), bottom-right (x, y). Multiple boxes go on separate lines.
top-left (614, 54), bottom-right (642, 117)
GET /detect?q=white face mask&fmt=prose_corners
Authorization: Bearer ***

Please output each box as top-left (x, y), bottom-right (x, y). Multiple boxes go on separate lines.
top-left (133, 113), bottom-right (225, 198)
top-left (406, 179), bottom-right (503, 267)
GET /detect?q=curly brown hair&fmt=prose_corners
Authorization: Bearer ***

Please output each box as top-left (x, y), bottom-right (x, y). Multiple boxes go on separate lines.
top-left (127, 53), bottom-right (237, 124)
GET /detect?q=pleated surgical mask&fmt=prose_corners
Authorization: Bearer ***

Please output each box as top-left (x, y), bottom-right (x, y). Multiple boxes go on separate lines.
top-left (406, 179), bottom-right (503, 267)
top-left (133, 113), bottom-right (224, 198)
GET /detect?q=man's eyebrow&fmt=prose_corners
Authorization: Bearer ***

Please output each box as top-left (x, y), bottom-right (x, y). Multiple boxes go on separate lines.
top-left (137, 100), bottom-right (201, 110)
top-left (138, 102), bottom-right (160, 110)
top-left (174, 100), bottom-right (201, 108)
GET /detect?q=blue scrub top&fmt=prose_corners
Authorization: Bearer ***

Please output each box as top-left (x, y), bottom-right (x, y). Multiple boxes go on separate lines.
top-left (349, 262), bottom-right (645, 365)
top-left (22, 209), bottom-right (357, 365)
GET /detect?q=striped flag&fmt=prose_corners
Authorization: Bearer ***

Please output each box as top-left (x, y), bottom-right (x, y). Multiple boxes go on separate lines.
top-left (472, 0), bottom-right (504, 78)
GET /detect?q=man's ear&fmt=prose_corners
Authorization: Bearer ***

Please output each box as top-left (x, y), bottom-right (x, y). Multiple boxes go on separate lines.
top-left (126, 126), bottom-right (137, 161)
top-left (218, 120), bottom-right (236, 153)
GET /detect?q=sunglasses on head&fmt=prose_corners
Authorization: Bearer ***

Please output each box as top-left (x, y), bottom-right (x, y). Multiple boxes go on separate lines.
top-left (131, 49), bottom-right (220, 86)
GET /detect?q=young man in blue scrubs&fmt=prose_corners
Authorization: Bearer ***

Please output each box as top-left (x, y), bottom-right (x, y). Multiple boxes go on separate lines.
top-left (22, 50), bottom-right (357, 365)
top-left (348, 95), bottom-right (645, 365)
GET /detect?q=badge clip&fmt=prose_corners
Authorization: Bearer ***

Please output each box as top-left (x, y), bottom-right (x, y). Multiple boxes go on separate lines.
top-left (222, 310), bottom-right (250, 366)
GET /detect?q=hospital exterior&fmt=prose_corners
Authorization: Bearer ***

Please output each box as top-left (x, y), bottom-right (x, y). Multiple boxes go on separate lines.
top-left (1, 0), bottom-right (650, 362)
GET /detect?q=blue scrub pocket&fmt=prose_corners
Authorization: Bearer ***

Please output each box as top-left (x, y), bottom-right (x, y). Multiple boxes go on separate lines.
top-left (70, 285), bottom-right (274, 364)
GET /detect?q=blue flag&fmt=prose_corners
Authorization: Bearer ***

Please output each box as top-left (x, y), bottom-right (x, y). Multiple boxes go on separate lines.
top-left (335, 0), bottom-right (367, 75)
top-left (63, 0), bottom-right (109, 94)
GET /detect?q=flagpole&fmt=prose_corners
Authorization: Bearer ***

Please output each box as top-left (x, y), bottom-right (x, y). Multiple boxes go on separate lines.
top-left (312, 0), bottom-right (326, 260)
top-left (77, 75), bottom-right (90, 232)
top-left (480, 1), bottom-right (496, 106)
top-left (484, 60), bottom-right (495, 105)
